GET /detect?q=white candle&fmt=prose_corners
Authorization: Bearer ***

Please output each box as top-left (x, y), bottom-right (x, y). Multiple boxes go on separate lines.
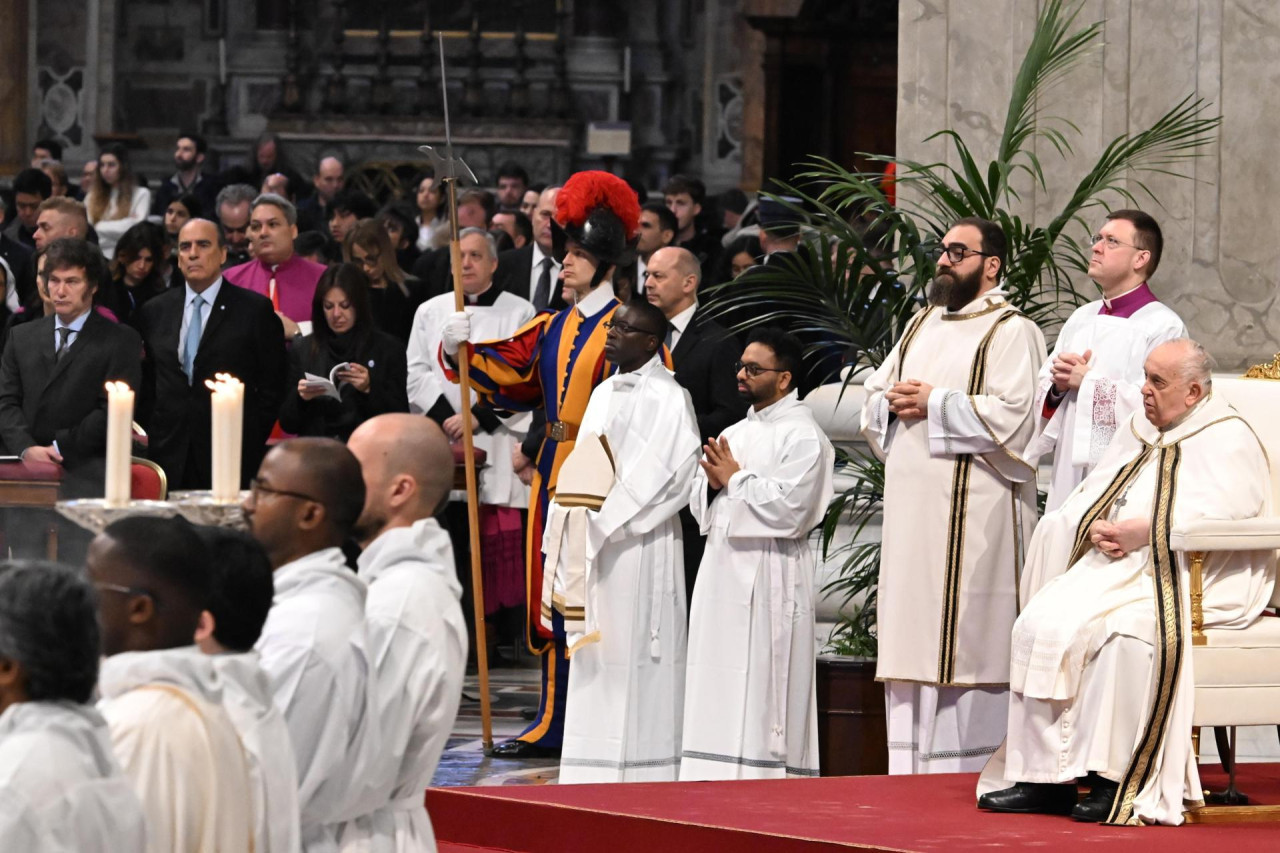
top-left (205, 373), bottom-right (245, 502)
top-left (219, 38), bottom-right (227, 86)
top-left (104, 381), bottom-right (134, 507)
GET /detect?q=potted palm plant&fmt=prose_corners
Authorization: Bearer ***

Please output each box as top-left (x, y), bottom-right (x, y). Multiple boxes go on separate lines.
top-left (706, 0), bottom-right (1220, 777)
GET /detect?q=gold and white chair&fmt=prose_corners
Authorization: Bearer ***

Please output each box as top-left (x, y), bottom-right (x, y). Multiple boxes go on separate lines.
top-left (1169, 364), bottom-right (1280, 822)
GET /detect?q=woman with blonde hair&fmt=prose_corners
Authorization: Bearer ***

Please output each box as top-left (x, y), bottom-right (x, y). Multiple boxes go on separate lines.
top-left (85, 143), bottom-right (151, 260)
top-left (343, 218), bottom-right (421, 343)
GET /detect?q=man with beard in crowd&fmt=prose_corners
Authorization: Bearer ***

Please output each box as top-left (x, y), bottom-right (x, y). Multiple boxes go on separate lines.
top-left (152, 133), bottom-right (219, 219)
top-left (860, 217), bottom-right (1046, 775)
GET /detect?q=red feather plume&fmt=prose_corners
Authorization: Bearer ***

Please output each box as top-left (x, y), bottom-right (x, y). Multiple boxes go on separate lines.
top-left (555, 171), bottom-right (641, 239)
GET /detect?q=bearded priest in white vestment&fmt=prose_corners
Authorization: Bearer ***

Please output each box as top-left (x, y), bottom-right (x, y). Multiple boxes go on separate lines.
top-left (680, 328), bottom-right (835, 780)
top-left (543, 301), bottom-right (701, 784)
top-left (246, 440), bottom-right (382, 852)
top-left (344, 414), bottom-right (468, 852)
top-left (1026, 210), bottom-right (1185, 511)
top-left (88, 518), bottom-right (256, 853)
top-left (861, 218), bottom-right (1046, 775)
top-left (979, 339), bottom-right (1275, 825)
top-left (0, 563), bottom-right (147, 853)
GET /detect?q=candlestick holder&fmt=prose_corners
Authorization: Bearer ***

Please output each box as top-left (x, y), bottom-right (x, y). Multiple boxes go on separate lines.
top-left (55, 499), bottom-right (180, 535)
top-left (169, 490), bottom-right (250, 531)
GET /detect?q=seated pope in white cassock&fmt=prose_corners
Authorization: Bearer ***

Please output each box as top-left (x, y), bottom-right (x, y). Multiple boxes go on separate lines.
top-left (680, 328), bottom-right (835, 781)
top-left (246, 439), bottom-right (383, 851)
top-left (88, 517), bottom-right (256, 853)
top-left (343, 414), bottom-right (468, 852)
top-left (195, 526), bottom-right (303, 853)
top-left (0, 562), bottom-right (146, 852)
top-left (541, 302), bottom-right (701, 784)
top-left (979, 339), bottom-right (1276, 826)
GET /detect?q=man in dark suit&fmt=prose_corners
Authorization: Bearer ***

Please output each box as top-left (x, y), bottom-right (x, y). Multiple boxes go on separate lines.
top-left (492, 185), bottom-right (567, 313)
top-left (0, 238), bottom-right (142, 495)
top-left (645, 245), bottom-right (745, 594)
top-left (136, 218), bottom-right (287, 490)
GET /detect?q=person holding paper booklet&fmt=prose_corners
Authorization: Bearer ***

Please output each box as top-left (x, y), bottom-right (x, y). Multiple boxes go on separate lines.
top-left (279, 263), bottom-right (409, 442)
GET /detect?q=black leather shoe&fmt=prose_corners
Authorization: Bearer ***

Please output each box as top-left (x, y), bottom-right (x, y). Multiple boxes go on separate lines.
top-left (490, 739), bottom-right (561, 759)
top-left (1071, 779), bottom-right (1119, 822)
top-left (519, 707), bottom-right (537, 721)
top-left (978, 782), bottom-right (1078, 815)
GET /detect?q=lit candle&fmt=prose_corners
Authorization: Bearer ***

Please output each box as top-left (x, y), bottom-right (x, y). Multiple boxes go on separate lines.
top-left (205, 373), bottom-right (245, 502)
top-left (104, 381), bottom-right (134, 507)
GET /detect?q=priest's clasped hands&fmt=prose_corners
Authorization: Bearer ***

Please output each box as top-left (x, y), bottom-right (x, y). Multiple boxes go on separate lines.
top-left (885, 379), bottom-right (934, 420)
top-left (700, 436), bottom-right (741, 489)
top-left (1051, 349), bottom-right (1092, 392)
top-left (1088, 517), bottom-right (1148, 558)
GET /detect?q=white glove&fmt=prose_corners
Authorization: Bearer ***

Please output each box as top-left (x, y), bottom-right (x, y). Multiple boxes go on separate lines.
top-left (442, 310), bottom-right (471, 356)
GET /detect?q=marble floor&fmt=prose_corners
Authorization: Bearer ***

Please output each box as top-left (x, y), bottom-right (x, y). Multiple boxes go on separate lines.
top-left (431, 662), bottom-right (562, 788)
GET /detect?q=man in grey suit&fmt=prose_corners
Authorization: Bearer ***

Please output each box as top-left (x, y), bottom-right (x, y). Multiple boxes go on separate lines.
top-left (0, 238), bottom-right (142, 496)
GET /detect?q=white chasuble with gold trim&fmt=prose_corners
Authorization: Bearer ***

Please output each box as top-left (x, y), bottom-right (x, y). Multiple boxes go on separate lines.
top-left (980, 393), bottom-right (1274, 826)
top-left (863, 290), bottom-right (1046, 687)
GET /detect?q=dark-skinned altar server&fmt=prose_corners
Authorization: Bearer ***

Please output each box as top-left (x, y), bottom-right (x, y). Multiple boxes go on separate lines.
top-left (544, 299), bottom-right (700, 783)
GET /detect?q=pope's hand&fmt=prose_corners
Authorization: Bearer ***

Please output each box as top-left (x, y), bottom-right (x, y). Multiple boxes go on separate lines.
top-left (442, 311), bottom-right (471, 356)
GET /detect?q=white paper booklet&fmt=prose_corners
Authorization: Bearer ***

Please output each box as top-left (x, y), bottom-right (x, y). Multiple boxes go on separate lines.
top-left (302, 361), bottom-right (352, 401)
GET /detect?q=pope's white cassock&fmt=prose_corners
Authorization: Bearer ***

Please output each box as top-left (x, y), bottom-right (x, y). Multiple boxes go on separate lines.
top-left (0, 701), bottom-right (147, 852)
top-left (407, 288), bottom-right (536, 507)
top-left (338, 516), bottom-right (467, 853)
top-left (680, 389), bottom-right (835, 780)
top-left (1026, 284), bottom-right (1184, 511)
top-left (861, 290), bottom-right (1046, 775)
top-left (979, 392), bottom-right (1275, 825)
top-left (544, 354), bottom-right (701, 783)
top-left (256, 547), bottom-right (380, 852)
top-left (97, 646), bottom-right (256, 853)
top-left (211, 651), bottom-right (303, 853)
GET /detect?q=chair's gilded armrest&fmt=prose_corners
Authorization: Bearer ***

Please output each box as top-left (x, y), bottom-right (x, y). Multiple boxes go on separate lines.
top-left (1170, 517), bottom-right (1280, 552)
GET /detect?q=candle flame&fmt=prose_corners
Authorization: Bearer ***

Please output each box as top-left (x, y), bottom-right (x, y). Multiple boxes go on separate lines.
top-left (205, 372), bottom-right (244, 393)
top-left (104, 380), bottom-right (132, 394)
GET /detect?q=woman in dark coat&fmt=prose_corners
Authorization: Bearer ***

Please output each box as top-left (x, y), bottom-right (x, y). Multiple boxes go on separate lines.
top-left (278, 263), bottom-right (409, 441)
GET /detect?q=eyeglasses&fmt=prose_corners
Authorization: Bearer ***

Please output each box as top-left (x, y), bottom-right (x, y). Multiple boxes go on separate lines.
top-left (734, 360), bottom-right (788, 378)
top-left (94, 581), bottom-right (154, 600)
top-left (1086, 234), bottom-right (1141, 251)
top-left (249, 477), bottom-right (322, 504)
top-left (928, 243), bottom-right (994, 264)
top-left (602, 320), bottom-right (660, 337)
top-left (354, 254), bottom-right (381, 269)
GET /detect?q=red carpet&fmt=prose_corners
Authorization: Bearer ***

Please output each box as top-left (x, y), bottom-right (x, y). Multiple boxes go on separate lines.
top-left (427, 764), bottom-right (1280, 852)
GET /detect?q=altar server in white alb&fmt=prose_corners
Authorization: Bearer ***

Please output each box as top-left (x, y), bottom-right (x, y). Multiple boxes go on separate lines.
top-left (195, 526), bottom-right (302, 853)
top-left (90, 517), bottom-right (256, 853)
top-left (1027, 210), bottom-right (1185, 511)
top-left (861, 217), bottom-right (1046, 775)
top-left (543, 300), bottom-right (700, 783)
top-left (0, 561), bottom-right (147, 852)
top-left (681, 328), bottom-right (835, 780)
top-left (344, 414), bottom-right (468, 851)
top-left (245, 438), bottom-right (381, 851)
top-left (979, 339), bottom-right (1275, 825)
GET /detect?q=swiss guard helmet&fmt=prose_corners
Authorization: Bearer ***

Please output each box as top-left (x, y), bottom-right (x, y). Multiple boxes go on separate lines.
top-left (551, 171), bottom-right (641, 289)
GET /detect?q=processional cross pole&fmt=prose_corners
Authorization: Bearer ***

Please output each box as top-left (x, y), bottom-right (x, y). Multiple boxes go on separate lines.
top-left (419, 31), bottom-right (492, 752)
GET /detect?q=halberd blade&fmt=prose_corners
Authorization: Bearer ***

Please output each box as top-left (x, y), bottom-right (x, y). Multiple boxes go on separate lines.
top-left (417, 145), bottom-right (478, 186)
